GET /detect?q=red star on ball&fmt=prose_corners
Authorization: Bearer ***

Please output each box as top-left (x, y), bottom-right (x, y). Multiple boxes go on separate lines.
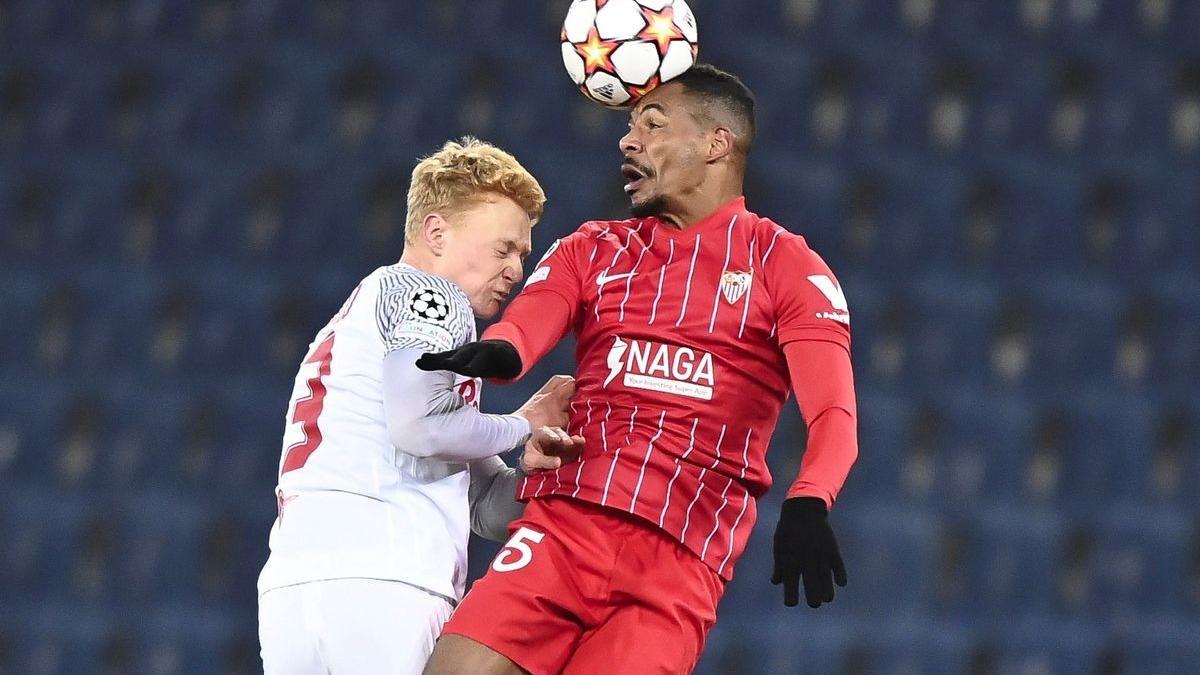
top-left (627, 74), bottom-right (662, 100)
top-left (637, 5), bottom-right (686, 56)
top-left (574, 25), bottom-right (619, 75)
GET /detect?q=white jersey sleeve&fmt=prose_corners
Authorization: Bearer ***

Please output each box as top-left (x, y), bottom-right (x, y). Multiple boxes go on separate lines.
top-left (376, 273), bottom-right (474, 353)
top-left (380, 348), bottom-right (530, 462)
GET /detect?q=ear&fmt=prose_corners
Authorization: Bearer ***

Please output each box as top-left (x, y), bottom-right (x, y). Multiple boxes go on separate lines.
top-left (707, 127), bottom-right (735, 164)
top-left (420, 213), bottom-right (451, 256)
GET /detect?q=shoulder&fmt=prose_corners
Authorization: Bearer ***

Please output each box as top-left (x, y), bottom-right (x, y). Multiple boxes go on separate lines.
top-left (757, 220), bottom-right (827, 268)
top-left (378, 264), bottom-right (469, 308)
top-left (376, 265), bottom-right (471, 328)
top-left (532, 218), bottom-right (640, 265)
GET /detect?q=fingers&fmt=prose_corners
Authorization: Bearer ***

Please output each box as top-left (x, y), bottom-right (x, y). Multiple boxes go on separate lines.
top-left (415, 350), bottom-right (455, 372)
top-left (832, 551), bottom-right (848, 587)
top-left (521, 427), bottom-right (585, 473)
top-left (801, 561), bottom-right (825, 608)
top-left (783, 571), bottom-right (800, 608)
top-left (546, 374), bottom-right (575, 390)
top-left (521, 451), bottom-right (562, 472)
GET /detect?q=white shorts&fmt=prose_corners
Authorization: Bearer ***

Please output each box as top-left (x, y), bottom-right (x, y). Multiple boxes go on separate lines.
top-left (258, 578), bottom-right (454, 675)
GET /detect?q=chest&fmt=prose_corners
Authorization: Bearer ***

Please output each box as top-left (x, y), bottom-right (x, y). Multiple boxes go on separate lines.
top-left (580, 223), bottom-right (776, 356)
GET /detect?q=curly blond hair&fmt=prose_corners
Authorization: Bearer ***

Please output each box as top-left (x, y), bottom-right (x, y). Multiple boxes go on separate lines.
top-left (405, 137), bottom-right (546, 245)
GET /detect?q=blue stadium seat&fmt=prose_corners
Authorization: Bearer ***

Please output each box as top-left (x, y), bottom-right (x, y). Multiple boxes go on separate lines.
top-left (907, 273), bottom-right (1000, 389)
top-left (0, 485), bottom-right (92, 601)
top-left (1087, 504), bottom-right (1193, 613)
top-left (833, 501), bottom-right (940, 613)
top-left (115, 491), bottom-right (207, 603)
top-left (963, 504), bottom-right (1065, 613)
top-left (1017, 272), bottom-right (1125, 391)
top-left (991, 616), bottom-right (1106, 675)
top-left (1060, 391), bottom-right (1156, 504)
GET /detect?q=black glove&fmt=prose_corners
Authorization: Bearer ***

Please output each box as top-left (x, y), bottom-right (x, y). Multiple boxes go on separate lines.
top-left (771, 497), bottom-right (847, 608)
top-left (415, 339), bottom-right (523, 379)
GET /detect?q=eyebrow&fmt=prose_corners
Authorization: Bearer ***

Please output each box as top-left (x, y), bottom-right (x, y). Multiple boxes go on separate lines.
top-left (633, 102), bottom-right (667, 119)
top-left (500, 238), bottom-right (532, 256)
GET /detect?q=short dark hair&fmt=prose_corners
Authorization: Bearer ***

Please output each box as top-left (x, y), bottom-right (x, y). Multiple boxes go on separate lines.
top-left (671, 63), bottom-right (757, 156)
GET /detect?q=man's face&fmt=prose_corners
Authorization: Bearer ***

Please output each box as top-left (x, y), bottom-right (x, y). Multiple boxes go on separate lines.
top-left (438, 195), bottom-right (532, 319)
top-left (618, 82), bottom-right (709, 218)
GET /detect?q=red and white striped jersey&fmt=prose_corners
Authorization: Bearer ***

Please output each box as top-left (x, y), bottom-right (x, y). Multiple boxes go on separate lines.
top-left (483, 197), bottom-right (853, 580)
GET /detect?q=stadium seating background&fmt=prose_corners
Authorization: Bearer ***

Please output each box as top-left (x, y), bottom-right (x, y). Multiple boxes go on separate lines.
top-left (1, 0), bottom-right (1198, 672)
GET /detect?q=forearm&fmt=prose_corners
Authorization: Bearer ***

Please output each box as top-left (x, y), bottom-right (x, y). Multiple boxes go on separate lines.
top-left (468, 456), bottom-right (525, 541)
top-left (785, 407), bottom-right (858, 507)
top-left (480, 289), bottom-right (575, 382)
top-left (783, 340), bottom-right (859, 509)
top-left (401, 406), bottom-right (531, 463)
top-left (384, 348), bottom-right (531, 461)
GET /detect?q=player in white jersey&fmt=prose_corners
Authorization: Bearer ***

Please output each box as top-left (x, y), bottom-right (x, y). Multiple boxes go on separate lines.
top-left (258, 138), bottom-right (583, 675)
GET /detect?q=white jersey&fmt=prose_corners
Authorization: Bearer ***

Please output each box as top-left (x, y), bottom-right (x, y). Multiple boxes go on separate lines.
top-left (258, 263), bottom-right (485, 602)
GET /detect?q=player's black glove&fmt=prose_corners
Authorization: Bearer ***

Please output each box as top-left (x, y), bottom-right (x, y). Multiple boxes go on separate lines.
top-left (771, 496), bottom-right (847, 608)
top-left (415, 339), bottom-right (523, 380)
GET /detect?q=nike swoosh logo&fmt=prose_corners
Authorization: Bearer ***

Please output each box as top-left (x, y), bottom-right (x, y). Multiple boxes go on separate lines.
top-left (595, 271), bottom-right (638, 288)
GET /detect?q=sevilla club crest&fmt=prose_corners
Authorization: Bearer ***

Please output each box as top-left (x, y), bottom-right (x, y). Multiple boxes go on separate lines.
top-left (720, 270), bottom-right (753, 304)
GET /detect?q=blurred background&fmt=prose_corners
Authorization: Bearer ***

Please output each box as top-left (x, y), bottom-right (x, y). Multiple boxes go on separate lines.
top-left (0, 0), bottom-right (1198, 673)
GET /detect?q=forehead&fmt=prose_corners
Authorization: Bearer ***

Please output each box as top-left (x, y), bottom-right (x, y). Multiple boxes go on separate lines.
top-left (470, 197), bottom-right (532, 250)
top-left (630, 81), bottom-right (691, 118)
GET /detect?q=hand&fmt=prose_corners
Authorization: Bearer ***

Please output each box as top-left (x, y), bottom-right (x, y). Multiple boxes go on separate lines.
top-left (514, 375), bottom-right (575, 431)
top-left (771, 497), bottom-right (847, 608)
top-left (416, 340), bottom-right (522, 379)
top-left (520, 426), bottom-right (585, 473)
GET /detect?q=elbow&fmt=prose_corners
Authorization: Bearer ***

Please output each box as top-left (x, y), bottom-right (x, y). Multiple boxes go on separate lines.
top-left (389, 419), bottom-right (440, 459)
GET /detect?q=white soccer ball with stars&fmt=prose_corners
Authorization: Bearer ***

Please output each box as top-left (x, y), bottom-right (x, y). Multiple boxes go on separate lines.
top-left (560, 0), bottom-right (699, 107)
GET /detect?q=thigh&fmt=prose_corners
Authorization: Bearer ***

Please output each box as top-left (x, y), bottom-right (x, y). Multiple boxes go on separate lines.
top-left (317, 579), bottom-right (454, 675)
top-left (438, 498), bottom-right (616, 675)
top-left (259, 585), bottom-right (323, 675)
top-left (563, 528), bottom-right (726, 675)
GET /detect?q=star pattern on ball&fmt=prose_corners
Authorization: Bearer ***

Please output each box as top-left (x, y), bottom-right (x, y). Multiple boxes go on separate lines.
top-left (637, 5), bottom-right (686, 57)
top-left (574, 25), bottom-right (619, 75)
top-left (627, 74), bottom-right (662, 100)
top-left (409, 288), bottom-right (451, 325)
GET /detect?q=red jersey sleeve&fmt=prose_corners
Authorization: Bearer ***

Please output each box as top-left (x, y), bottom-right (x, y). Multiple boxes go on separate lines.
top-left (480, 227), bottom-right (592, 382)
top-left (764, 229), bottom-right (858, 509)
top-left (765, 232), bottom-right (851, 352)
top-left (782, 340), bottom-right (858, 508)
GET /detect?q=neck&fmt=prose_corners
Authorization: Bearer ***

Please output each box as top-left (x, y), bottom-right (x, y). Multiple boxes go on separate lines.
top-left (400, 247), bottom-right (438, 275)
top-left (656, 173), bottom-right (744, 230)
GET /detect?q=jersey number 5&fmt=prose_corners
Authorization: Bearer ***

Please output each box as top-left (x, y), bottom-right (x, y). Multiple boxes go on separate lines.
top-left (492, 527), bottom-right (545, 573)
top-left (281, 333), bottom-right (336, 475)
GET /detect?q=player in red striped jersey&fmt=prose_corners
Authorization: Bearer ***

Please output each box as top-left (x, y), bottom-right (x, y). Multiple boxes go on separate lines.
top-left (421, 64), bottom-right (859, 675)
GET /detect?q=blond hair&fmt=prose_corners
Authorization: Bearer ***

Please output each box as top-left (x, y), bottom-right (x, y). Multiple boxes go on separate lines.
top-left (405, 137), bottom-right (546, 245)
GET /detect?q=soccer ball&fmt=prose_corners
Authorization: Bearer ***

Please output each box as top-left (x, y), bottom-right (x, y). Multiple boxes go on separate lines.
top-left (560, 0), bottom-right (699, 107)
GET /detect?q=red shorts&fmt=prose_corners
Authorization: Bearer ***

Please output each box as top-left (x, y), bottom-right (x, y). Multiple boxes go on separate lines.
top-left (442, 495), bottom-right (726, 674)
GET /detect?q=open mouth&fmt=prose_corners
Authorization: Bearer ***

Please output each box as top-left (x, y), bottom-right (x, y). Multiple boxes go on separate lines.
top-left (621, 162), bottom-right (650, 195)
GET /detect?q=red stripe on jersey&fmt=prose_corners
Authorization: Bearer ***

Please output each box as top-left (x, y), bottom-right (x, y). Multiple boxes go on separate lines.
top-left (648, 238), bottom-right (675, 325)
top-left (629, 409), bottom-right (667, 511)
top-left (674, 234), bottom-right (701, 327)
top-left (619, 228), bottom-right (655, 322)
top-left (658, 417), bottom-right (699, 528)
top-left (707, 216), bottom-right (738, 333)
top-left (601, 405), bottom-right (638, 506)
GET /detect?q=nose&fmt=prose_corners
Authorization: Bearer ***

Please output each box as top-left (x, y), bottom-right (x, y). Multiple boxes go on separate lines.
top-left (619, 128), bottom-right (641, 156)
top-left (503, 258), bottom-right (523, 285)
